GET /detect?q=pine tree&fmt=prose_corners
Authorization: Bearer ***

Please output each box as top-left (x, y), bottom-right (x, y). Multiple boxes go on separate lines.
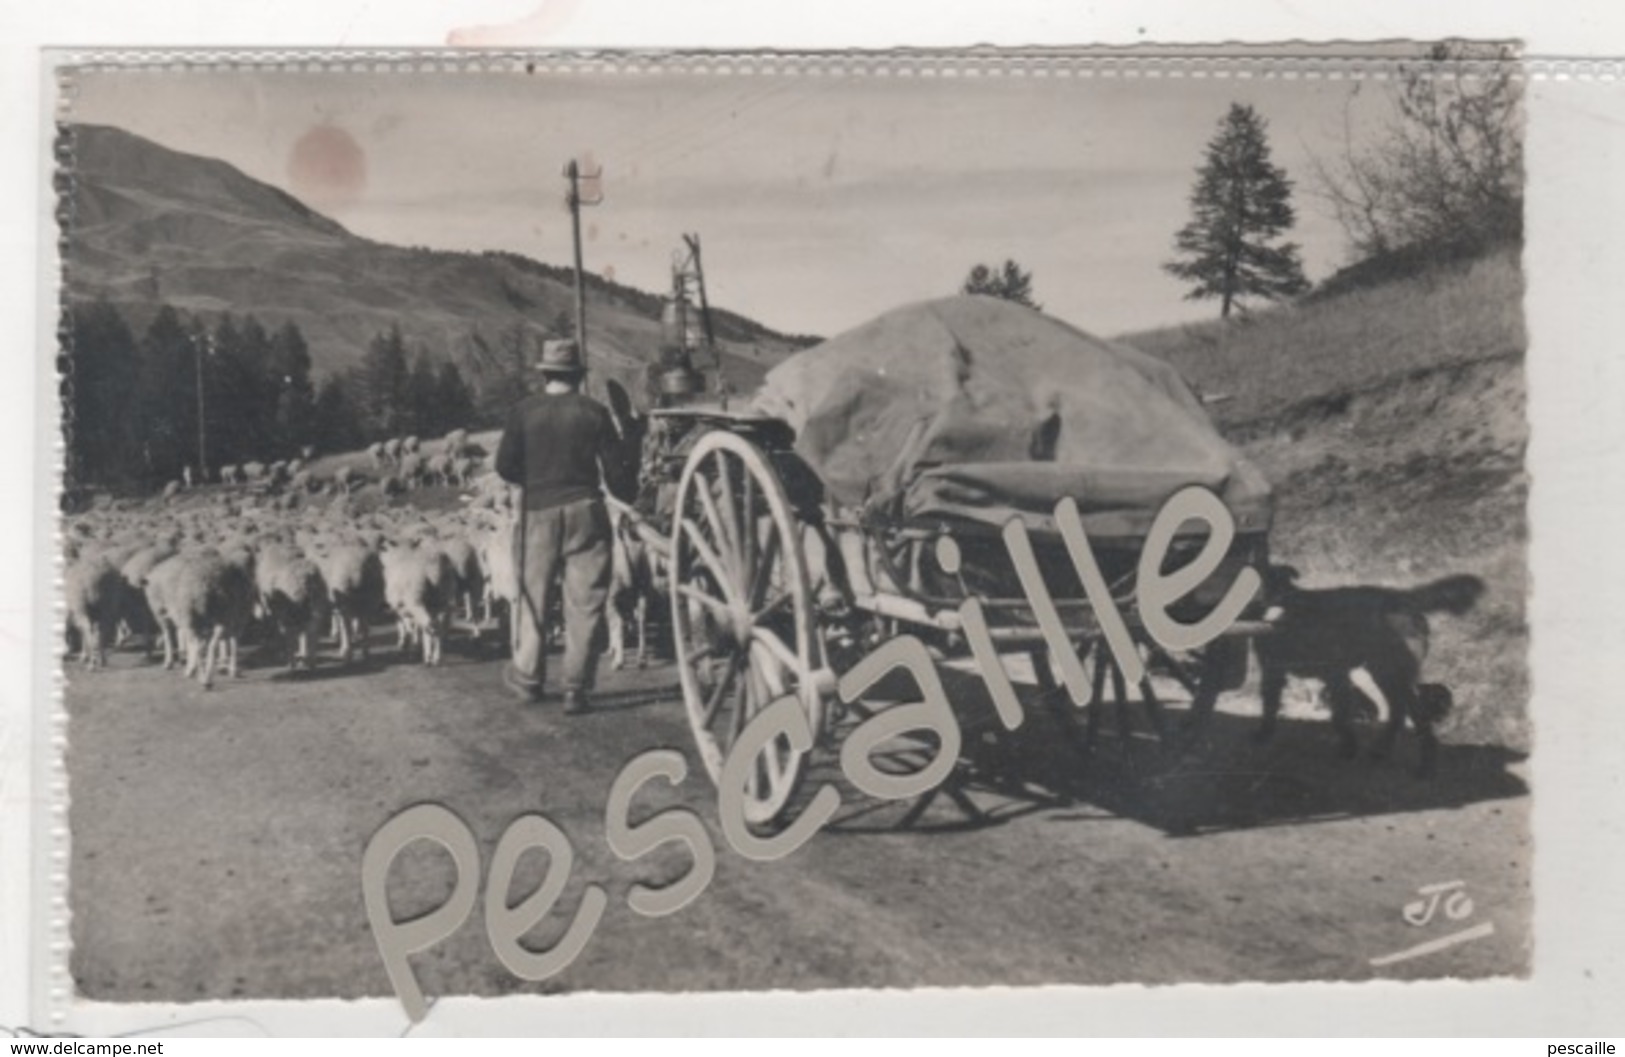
top-left (314, 375), bottom-right (364, 454)
top-left (358, 326), bottom-right (410, 439)
top-left (136, 305), bottom-right (199, 481)
top-left (268, 321), bottom-right (316, 455)
top-left (64, 298), bottom-right (141, 488)
top-left (1164, 103), bottom-right (1309, 319)
top-left (434, 361), bottom-right (476, 433)
top-left (405, 349), bottom-right (439, 438)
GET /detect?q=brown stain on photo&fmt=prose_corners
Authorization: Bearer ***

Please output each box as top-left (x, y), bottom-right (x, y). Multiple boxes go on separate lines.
top-left (445, 0), bottom-right (581, 47)
top-left (287, 124), bottom-right (368, 212)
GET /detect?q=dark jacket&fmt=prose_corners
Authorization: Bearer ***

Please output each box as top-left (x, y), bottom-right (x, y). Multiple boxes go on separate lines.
top-left (496, 390), bottom-right (621, 512)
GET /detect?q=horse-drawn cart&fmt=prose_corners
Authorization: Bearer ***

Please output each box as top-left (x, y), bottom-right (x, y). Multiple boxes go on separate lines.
top-left (611, 296), bottom-right (1276, 829)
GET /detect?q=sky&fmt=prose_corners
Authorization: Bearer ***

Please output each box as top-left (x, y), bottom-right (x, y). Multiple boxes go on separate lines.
top-left (65, 57), bottom-right (1401, 339)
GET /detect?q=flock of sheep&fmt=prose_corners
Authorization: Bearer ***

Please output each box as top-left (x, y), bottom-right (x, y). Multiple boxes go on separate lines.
top-left (63, 427), bottom-right (656, 691)
top-left (156, 430), bottom-right (487, 505)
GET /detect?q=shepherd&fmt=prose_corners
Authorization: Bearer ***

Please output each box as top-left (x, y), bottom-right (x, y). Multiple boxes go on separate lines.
top-left (495, 339), bottom-right (622, 714)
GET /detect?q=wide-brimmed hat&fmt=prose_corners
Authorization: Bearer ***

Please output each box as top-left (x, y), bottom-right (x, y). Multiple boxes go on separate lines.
top-left (536, 339), bottom-right (585, 375)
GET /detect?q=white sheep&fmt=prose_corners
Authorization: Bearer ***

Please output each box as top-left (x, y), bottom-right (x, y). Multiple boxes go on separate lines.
top-left (118, 543), bottom-right (177, 658)
top-left (257, 555), bottom-right (332, 670)
top-left (220, 464), bottom-right (242, 486)
top-left (316, 543), bottom-right (385, 661)
top-left (438, 534), bottom-right (485, 625)
top-left (382, 543), bottom-right (458, 666)
top-left (442, 428), bottom-right (469, 458)
top-left (399, 452), bottom-right (425, 488)
top-left (476, 521), bottom-right (520, 655)
top-left (403, 436), bottom-right (420, 454)
top-left (368, 441), bottom-right (389, 469)
top-left (242, 461), bottom-right (267, 482)
top-left (147, 552), bottom-right (256, 687)
top-left (143, 554), bottom-right (188, 669)
top-left (65, 555), bottom-right (125, 669)
top-left (383, 437), bottom-right (404, 464)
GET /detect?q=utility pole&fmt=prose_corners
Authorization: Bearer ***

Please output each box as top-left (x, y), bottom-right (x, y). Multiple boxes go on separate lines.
top-left (563, 158), bottom-right (603, 379)
top-left (192, 328), bottom-right (212, 480)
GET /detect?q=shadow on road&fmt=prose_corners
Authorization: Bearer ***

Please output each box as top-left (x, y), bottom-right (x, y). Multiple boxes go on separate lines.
top-left (821, 669), bottom-right (1529, 839)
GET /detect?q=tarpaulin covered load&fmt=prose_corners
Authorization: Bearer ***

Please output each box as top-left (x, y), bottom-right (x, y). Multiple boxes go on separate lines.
top-left (751, 295), bottom-right (1272, 538)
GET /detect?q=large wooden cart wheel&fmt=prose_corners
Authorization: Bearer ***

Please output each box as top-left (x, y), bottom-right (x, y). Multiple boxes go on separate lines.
top-left (670, 430), bottom-right (822, 827)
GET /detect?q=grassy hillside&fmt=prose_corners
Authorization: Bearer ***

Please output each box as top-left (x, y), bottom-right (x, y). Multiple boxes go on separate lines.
top-left (1121, 251), bottom-right (1525, 429)
top-left (1122, 250), bottom-right (1529, 753)
top-left (61, 123), bottom-right (815, 397)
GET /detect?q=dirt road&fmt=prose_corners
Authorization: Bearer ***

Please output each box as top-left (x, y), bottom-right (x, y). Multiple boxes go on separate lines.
top-left (65, 629), bottom-right (1530, 1007)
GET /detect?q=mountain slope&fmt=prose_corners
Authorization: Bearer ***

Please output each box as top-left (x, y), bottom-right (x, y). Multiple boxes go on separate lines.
top-left (60, 123), bottom-right (812, 393)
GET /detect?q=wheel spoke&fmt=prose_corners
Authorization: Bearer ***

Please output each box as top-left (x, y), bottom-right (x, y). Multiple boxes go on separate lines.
top-left (751, 623), bottom-right (802, 681)
top-left (680, 518), bottom-right (741, 605)
top-left (741, 467), bottom-right (759, 595)
top-left (747, 526), bottom-right (781, 610)
top-left (715, 450), bottom-right (742, 577)
top-left (693, 464), bottom-right (739, 577)
top-left (676, 582), bottom-right (732, 622)
top-left (753, 589), bottom-right (793, 624)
